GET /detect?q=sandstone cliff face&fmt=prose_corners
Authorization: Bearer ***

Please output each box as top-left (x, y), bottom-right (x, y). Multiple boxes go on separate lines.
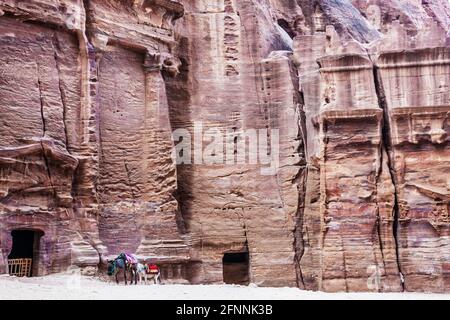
top-left (0, 0), bottom-right (189, 281)
top-left (0, 0), bottom-right (449, 292)
top-left (167, 0), bottom-right (302, 286)
top-left (290, 1), bottom-right (450, 292)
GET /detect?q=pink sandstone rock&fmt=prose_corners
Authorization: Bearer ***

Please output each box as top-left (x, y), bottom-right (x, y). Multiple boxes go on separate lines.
top-left (0, 0), bottom-right (449, 292)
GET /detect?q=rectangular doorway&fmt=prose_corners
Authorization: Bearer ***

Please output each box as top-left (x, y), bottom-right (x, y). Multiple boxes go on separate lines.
top-left (8, 230), bottom-right (41, 277)
top-left (223, 252), bottom-right (250, 285)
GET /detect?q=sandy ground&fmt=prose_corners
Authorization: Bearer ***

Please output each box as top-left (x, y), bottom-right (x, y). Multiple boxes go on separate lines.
top-left (0, 273), bottom-right (449, 300)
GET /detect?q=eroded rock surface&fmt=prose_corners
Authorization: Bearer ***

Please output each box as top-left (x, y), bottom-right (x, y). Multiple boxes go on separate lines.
top-left (0, 0), bottom-right (449, 292)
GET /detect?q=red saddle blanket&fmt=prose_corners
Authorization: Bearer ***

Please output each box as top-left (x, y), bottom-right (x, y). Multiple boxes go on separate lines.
top-left (147, 264), bottom-right (159, 274)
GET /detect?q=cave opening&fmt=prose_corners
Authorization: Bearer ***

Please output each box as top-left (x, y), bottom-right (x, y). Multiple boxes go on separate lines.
top-left (8, 230), bottom-right (43, 277)
top-left (222, 251), bottom-right (250, 285)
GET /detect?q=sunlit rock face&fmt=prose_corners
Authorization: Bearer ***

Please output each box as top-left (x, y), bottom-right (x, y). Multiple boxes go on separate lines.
top-left (0, 0), bottom-right (449, 292)
top-left (0, 0), bottom-right (188, 280)
top-left (374, 26), bottom-right (450, 292)
top-left (0, 1), bottom-right (101, 276)
top-left (289, 1), bottom-right (450, 292)
top-left (294, 36), bottom-right (402, 292)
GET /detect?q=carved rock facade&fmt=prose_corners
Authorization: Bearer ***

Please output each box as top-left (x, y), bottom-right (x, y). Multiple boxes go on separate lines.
top-left (0, 0), bottom-right (449, 292)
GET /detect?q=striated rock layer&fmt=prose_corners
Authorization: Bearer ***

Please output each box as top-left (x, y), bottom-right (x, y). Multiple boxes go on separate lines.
top-left (0, 0), bottom-right (449, 292)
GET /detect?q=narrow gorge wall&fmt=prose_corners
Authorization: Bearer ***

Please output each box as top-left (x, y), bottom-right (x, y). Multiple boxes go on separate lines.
top-left (166, 0), bottom-right (304, 286)
top-left (375, 28), bottom-right (450, 292)
top-left (294, 38), bottom-right (402, 292)
top-left (290, 2), bottom-right (450, 292)
top-left (0, 0), bottom-right (189, 280)
top-left (0, 0), bottom-right (449, 292)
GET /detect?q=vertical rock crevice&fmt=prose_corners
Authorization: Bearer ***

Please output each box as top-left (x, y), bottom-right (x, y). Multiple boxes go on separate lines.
top-left (51, 33), bottom-right (69, 149)
top-left (36, 62), bottom-right (46, 137)
top-left (293, 172), bottom-right (306, 289)
top-left (292, 93), bottom-right (307, 290)
top-left (35, 61), bottom-right (56, 198)
top-left (372, 63), bottom-right (405, 291)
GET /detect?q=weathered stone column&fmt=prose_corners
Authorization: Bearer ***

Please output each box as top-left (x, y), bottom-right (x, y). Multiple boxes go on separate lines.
top-left (134, 52), bottom-right (190, 265)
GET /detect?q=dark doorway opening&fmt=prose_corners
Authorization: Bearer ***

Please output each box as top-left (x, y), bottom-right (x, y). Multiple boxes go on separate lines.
top-left (223, 252), bottom-right (249, 285)
top-left (8, 230), bottom-right (42, 277)
top-left (8, 230), bottom-right (35, 259)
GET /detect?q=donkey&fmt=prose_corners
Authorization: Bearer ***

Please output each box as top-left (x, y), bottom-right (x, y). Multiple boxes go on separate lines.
top-left (107, 253), bottom-right (138, 285)
top-left (136, 263), bottom-right (161, 285)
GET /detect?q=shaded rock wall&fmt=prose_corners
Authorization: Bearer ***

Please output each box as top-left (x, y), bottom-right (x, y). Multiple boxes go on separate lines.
top-left (0, 0), bottom-right (449, 292)
top-left (167, 0), bottom-right (303, 286)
